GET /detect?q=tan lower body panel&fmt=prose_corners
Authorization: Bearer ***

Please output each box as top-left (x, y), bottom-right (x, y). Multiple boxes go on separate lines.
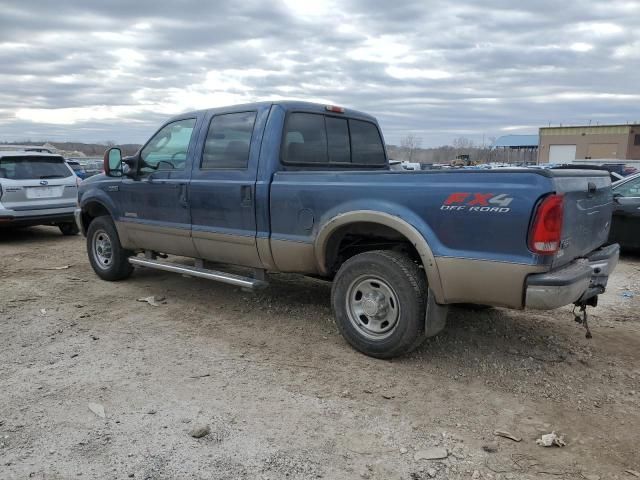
top-left (192, 230), bottom-right (262, 268)
top-left (270, 239), bottom-right (318, 274)
top-left (436, 257), bottom-right (546, 309)
top-left (116, 221), bottom-right (197, 257)
top-left (256, 236), bottom-right (277, 270)
top-left (117, 222), bottom-right (264, 269)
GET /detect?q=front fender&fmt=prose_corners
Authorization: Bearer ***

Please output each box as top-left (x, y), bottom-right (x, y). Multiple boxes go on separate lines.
top-left (78, 185), bottom-right (121, 237)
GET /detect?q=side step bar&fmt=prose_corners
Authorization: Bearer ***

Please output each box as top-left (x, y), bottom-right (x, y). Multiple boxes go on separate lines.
top-left (128, 257), bottom-right (268, 289)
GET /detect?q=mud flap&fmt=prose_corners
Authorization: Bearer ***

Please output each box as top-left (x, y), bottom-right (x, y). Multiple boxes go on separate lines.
top-left (425, 288), bottom-right (449, 337)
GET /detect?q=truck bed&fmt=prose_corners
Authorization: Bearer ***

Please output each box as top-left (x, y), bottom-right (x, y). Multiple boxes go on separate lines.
top-left (269, 168), bottom-right (612, 267)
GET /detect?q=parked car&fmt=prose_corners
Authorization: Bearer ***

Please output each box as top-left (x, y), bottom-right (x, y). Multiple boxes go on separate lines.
top-left (76, 101), bottom-right (618, 358)
top-left (602, 163), bottom-right (638, 177)
top-left (609, 172), bottom-right (640, 250)
top-left (82, 159), bottom-right (104, 177)
top-left (66, 160), bottom-right (89, 179)
top-left (548, 164), bottom-right (624, 183)
top-left (0, 151), bottom-right (80, 235)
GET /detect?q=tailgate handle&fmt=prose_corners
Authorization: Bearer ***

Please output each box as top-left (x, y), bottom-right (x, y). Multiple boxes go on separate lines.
top-left (587, 182), bottom-right (596, 196)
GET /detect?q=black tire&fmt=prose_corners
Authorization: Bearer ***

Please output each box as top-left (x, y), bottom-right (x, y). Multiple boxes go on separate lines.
top-left (86, 216), bottom-right (134, 281)
top-left (58, 222), bottom-right (79, 236)
top-left (331, 250), bottom-right (426, 359)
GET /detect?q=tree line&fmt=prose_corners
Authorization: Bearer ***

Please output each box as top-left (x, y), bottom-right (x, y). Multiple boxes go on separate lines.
top-left (388, 135), bottom-right (536, 165)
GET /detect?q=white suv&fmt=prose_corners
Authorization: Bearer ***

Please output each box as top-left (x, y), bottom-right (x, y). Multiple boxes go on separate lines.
top-left (0, 151), bottom-right (80, 235)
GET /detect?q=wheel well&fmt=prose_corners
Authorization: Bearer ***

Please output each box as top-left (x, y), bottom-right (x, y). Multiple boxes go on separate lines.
top-left (82, 202), bottom-right (110, 230)
top-left (324, 222), bottom-right (422, 276)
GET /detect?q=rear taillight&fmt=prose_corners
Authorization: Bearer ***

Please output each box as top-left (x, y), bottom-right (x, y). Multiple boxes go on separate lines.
top-left (529, 194), bottom-right (564, 255)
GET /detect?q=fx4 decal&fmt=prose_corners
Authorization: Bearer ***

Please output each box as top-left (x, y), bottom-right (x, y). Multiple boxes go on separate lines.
top-left (441, 192), bottom-right (514, 212)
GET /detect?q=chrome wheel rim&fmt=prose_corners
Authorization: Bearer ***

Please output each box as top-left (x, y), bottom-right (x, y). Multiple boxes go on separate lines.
top-left (346, 275), bottom-right (400, 340)
top-left (92, 229), bottom-right (113, 270)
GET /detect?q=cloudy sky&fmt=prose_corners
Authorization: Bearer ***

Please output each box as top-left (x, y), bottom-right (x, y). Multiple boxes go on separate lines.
top-left (0, 0), bottom-right (638, 146)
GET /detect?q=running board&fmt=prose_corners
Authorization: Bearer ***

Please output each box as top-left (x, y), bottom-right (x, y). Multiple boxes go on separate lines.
top-left (128, 257), bottom-right (268, 289)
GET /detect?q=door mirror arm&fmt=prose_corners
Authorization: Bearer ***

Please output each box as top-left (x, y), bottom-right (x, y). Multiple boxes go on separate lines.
top-left (123, 155), bottom-right (141, 180)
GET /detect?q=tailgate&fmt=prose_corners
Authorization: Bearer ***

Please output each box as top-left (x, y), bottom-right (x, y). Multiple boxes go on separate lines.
top-left (550, 170), bottom-right (613, 268)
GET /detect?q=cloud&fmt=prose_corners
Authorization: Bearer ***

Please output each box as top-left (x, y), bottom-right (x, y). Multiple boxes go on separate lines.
top-left (0, 0), bottom-right (638, 146)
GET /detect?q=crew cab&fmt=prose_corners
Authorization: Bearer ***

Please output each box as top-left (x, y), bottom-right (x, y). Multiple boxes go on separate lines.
top-left (76, 101), bottom-right (619, 358)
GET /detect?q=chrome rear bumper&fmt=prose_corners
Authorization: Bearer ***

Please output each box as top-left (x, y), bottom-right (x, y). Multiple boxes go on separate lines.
top-left (525, 244), bottom-right (619, 310)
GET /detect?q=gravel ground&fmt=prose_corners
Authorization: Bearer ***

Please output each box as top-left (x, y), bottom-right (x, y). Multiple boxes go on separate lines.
top-left (1, 226), bottom-right (639, 480)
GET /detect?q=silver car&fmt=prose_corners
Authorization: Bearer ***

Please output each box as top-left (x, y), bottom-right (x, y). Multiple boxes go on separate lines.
top-left (0, 151), bottom-right (80, 235)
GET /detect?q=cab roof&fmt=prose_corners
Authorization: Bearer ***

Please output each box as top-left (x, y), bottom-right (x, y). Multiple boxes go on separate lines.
top-left (180, 101), bottom-right (378, 123)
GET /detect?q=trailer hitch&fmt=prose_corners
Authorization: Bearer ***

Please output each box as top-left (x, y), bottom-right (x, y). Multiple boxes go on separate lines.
top-left (573, 295), bottom-right (597, 339)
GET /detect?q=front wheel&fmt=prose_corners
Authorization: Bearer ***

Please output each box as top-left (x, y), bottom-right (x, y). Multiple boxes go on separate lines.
top-left (86, 216), bottom-right (133, 281)
top-left (331, 250), bottom-right (427, 359)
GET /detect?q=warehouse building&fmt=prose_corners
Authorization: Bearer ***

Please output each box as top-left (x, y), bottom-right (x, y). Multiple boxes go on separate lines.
top-left (538, 124), bottom-right (640, 163)
top-left (490, 134), bottom-right (539, 164)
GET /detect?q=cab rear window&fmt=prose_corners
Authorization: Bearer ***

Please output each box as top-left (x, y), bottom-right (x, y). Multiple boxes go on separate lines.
top-left (348, 119), bottom-right (386, 165)
top-left (282, 113), bottom-right (386, 166)
top-left (0, 156), bottom-right (72, 180)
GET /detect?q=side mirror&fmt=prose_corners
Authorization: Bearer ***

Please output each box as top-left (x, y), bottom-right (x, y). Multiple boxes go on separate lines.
top-left (103, 147), bottom-right (123, 177)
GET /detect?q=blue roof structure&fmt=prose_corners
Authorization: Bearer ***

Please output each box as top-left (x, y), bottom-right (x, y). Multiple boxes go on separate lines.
top-left (492, 134), bottom-right (539, 149)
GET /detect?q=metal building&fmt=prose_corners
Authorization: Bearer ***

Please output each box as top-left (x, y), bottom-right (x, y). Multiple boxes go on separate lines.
top-left (538, 124), bottom-right (640, 163)
top-left (490, 134), bottom-right (539, 164)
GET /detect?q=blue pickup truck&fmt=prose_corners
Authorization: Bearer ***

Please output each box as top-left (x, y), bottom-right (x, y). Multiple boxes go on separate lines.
top-left (76, 101), bottom-right (619, 358)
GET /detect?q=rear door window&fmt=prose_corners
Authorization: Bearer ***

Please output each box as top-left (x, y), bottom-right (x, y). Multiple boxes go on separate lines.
top-left (201, 112), bottom-right (257, 169)
top-left (0, 156), bottom-right (72, 179)
top-left (349, 119), bottom-right (386, 165)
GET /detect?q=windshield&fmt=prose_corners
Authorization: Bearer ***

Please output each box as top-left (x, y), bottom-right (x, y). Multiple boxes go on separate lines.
top-left (0, 156), bottom-right (72, 180)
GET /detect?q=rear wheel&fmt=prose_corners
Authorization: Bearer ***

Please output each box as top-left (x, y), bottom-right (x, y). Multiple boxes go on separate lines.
top-left (331, 250), bottom-right (426, 359)
top-left (86, 216), bottom-right (133, 281)
top-left (58, 222), bottom-right (79, 236)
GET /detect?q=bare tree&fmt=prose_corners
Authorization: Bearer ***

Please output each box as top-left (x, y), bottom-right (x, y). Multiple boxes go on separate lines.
top-left (400, 134), bottom-right (423, 162)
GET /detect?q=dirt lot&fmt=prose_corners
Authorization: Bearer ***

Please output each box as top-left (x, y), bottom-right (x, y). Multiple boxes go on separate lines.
top-left (1, 227), bottom-right (639, 480)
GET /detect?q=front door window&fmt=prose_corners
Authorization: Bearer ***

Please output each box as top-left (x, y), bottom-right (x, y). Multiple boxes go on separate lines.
top-left (140, 118), bottom-right (196, 174)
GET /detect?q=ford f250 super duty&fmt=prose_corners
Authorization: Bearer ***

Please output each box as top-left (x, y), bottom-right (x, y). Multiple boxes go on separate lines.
top-left (75, 101), bottom-right (619, 358)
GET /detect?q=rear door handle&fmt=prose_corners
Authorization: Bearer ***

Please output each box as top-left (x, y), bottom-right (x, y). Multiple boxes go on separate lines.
top-left (179, 183), bottom-right (188, 208)
top-left (240, 185), bottom-right (252, 206)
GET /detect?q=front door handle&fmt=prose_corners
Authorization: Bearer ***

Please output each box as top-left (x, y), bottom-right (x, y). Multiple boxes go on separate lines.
top-left (240, 185), bottom-right (252, 206)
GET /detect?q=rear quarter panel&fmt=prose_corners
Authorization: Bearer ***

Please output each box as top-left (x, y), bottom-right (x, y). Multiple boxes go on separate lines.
top-left (270, 170), bottom-right (554, 264)
top-left (269, 170), bottom-right (557, 307)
